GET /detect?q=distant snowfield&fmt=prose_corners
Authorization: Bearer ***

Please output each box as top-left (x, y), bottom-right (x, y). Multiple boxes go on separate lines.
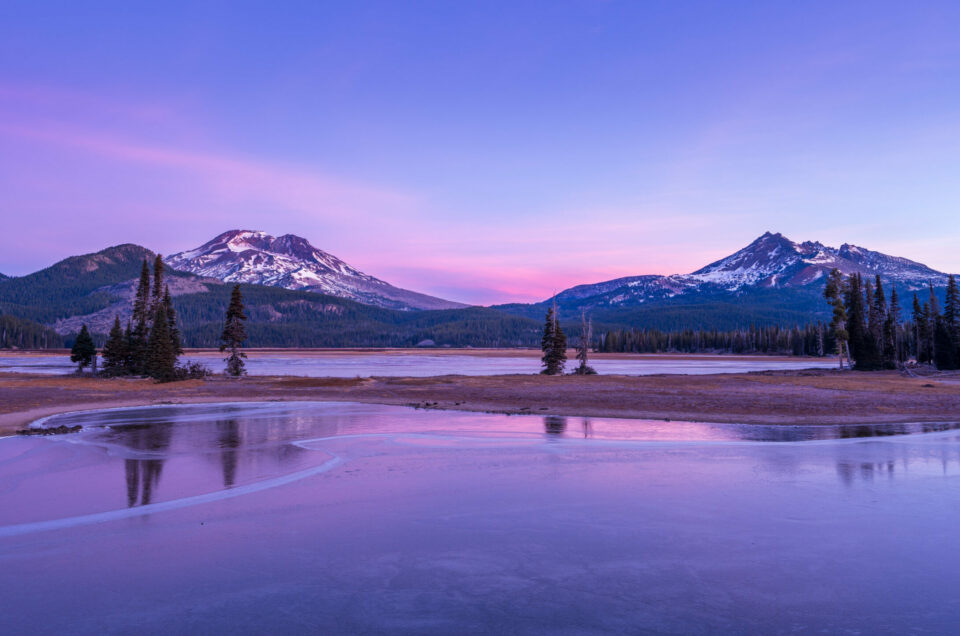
top-left (2, 401), bottom-right (960, 633)
top-left (0, 350), bottom-right (836, 377)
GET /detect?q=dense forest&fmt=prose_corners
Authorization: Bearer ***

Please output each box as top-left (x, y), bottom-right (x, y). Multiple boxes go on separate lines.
top-left (171, 285), bottom-right (542, 348)
top-left (0, 314), bottom-right (64, 349)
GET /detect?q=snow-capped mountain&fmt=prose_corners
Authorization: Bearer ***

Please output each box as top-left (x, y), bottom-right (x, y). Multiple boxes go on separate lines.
top-left (168, 230), bottom-right (465, 310)
top-left (553, 232), bottom-right (950, 308)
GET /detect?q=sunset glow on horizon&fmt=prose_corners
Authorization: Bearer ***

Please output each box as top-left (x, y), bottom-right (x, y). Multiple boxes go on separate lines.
top-left (2, 2), bottom-right (960, 304)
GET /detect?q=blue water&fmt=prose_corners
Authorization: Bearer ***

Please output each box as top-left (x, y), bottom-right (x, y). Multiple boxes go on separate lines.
top-left (2, 402), bottom-right (958, 634)
top-left (0, 351), bottom-right (836, 377)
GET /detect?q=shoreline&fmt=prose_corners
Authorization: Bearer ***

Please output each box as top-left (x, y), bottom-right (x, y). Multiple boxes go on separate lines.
top-left (0, 348), bottom-right (835, 362)
top-left (2, 369), bottom-right (959, 434)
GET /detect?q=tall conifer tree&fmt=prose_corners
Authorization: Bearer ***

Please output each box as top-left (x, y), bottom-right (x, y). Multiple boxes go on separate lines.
top-left (824, 268), bottom-right (849, 368)
top-left (70, 325), bottom-right (97, 373)
top-left (130, 259), bottom-right (152, 374)
top-left (101, 315), bottom-right (128, 375)
top-left (540, 305), bottom-right (566, 375)
top-left (151, 254), bottom-right (165, 312)
top-left (163, 286), bottom-right (183, 356)
top-left (220, 285), bottom-right (248, 376)
top-left (146, 304), bottom-right (177, 381)
top-left (945, 275), bottom-right (960, 359)
top-left (883, 287), bottom-right (901, 367)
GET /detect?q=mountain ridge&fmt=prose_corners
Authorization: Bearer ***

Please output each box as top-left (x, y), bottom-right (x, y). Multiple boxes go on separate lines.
top-left (549, 232), bottom-right (950, 311)
top-left (167, 230), bottom-right (466, 311)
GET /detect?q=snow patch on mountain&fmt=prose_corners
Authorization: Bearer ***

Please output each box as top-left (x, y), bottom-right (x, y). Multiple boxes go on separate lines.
top-left (551, 231), bottom-right (951, 309)
top-left (168, 230), bottom-right (466, 311)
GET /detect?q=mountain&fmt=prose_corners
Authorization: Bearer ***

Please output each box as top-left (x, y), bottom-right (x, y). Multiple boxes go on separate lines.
top-left (0, 243), bottom-right (537, 348)
top-left (493, 232), bottom-right (954, 331)
top-left (552, 232), bottom-right (949, 308)
top-left (168, 230), bottom-right (465, 311)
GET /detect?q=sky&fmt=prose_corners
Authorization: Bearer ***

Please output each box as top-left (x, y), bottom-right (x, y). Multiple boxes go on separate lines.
top-left (1, 1), bottom-right (959, 304)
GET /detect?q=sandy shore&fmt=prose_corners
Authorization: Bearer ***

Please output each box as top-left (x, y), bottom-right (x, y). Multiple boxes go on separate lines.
top-left (2, 368), bottom-right (959, 433)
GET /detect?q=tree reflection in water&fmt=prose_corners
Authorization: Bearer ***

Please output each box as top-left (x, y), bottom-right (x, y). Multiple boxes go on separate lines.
top-left (217, 419), bottom-right (241, 488)
top-left (122, 423), bottom-right (174, 507)
top-left (544, 416), bottom-right (567, 436)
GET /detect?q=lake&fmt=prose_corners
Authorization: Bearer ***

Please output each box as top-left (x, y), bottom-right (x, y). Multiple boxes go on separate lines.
top-left (2, 402), bottom-right (960, 633)
top-left (0, 350), bottom-right (837, 377)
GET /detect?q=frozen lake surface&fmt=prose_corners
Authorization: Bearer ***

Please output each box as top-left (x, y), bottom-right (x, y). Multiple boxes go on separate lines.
top-left (0, 350), bottom-right (836, 377)
top-left (2, 402), bottom-right (960, 633)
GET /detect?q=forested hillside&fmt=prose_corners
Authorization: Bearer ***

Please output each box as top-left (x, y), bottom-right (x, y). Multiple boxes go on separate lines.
top-left (0, 314), bottom-right (64, 348)
top-left (0, 244), bottom-right (157, 322)
top-left (172, 285), bottom-right (541, 347)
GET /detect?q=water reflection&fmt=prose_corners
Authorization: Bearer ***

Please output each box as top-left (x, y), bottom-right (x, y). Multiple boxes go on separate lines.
top-left (217, 419), bottom-right (241, 488)
top-left (581, 418), bottom-right (593, 439)
top-left (122, 422), bottom-right (174, 507)
top-left (544, 416), bottom-right (567, 436)
top-left (23, 403), bottom-right (960, 511)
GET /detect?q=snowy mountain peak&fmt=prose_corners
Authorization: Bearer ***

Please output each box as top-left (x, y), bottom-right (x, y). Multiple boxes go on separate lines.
top-left (551, 232), bottom-right (952, 309)
top-left (168, 230), bottom-right (465, 310)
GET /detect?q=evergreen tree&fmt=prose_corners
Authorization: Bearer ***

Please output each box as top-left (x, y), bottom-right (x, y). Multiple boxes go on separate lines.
top-left (844, 273), bottom-right (880, 370)
top-left (573, 311), bottom-right (596, 375)
top-left (928, 284), bottom-right (941, 365)
top-left (540, 305), bottom-right (566, 375)
top-left (133, 259), bottom-right (151, 325)
top-left (70, 324), bottom-right (97, 373)
top-left (913, 293), bottom-right (927, 363)
top-left (101, 315), bottom-right (128, 375)
top-left (824, 268), bottom-right (849, 368)
top-left (220, 285), bottom-right (248, 376)
top-left (123, 320), bottom-right (136, 373)
top-left (151, 254), bottom-right (165, 312)
top-left (129, 258), bottom-right (152, 374)
top-left (945, 274), bottom-right (960, 360)
top-left (146, 304), bottom-right (177, 381)
top-left (883, 287), bottom-right (901, 367)
top-left (871, 276), bottom-right (887, 348)
top-left (163, 285), bottom-right (183, 357)
top-left (934, 319), bottom-right (957, 370)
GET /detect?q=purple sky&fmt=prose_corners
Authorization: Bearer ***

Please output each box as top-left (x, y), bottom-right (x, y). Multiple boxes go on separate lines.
top-left (2, 2), bottom-right (959, 304)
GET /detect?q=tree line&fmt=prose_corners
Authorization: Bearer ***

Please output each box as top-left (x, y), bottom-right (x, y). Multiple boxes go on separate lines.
top-left (825, 270), bottom-right (960, 370)
top-left (599, 322), bottom-right (834, 356)
top-left (0, 314), bottom-right (64, 349)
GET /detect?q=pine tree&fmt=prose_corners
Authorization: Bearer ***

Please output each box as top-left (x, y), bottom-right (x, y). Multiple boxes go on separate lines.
top-left (130, 259), bottom-right (152, 374)
top-left (146, 304), bottom-right (177, 381)
top-left (883, 287), bottom-right (901, 367)
top-left (913, 293), bottom-right (927, 363)
top-left (540, 305), bottom-right (566, 375)
top-left (70, 324), bottom-right (97, 373)
top-left (844, 273), bottom-right (879, 370)
top-left (552, 313), bottom-right (567, 373)
top-left (133, 259), bottom-right (151, 325)
top-left (934, 319), bottom-right (957, 370)
top-left (871, 276), bottom-right (887, 348)
top-left (163, 286), bottom-right (183, 356)
top-left (928, 284), bottom-right (941, 365)
top-left (101, 315), bottom-right (128, 375)
top-left (220, 285), bottom-right (248, 376)
top-left (945, 275), bottom-right (960, 361)
top-left (824, 268), bottom-right (849, 368)
top-left (151, 254), bottom-right (165, 312)
top-left (123, 321), bottom-right (136, 373)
